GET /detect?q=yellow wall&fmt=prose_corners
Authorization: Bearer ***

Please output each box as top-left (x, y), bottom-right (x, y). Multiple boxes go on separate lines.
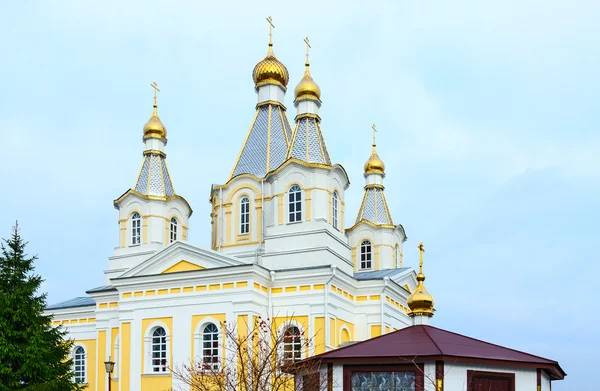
top-left (121, 322), bottom-right (131, 391)
top-left (141, 317), bottom-right (173, 391)
top-left (313, 317), bottom-right (326, 355)
top-left (110, 327), bottom-right (119, 390)
top-left (371, 325), bottom-right (382, 338)
top-left (75, 339), bottom-right (96, 391)
top-left (335, 318), bottom-right (355, 347)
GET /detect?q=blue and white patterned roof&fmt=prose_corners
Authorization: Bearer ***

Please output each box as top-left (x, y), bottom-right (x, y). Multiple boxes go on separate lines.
top-left (134, 153), bottom-right (175, 198)
top-left (287, 116), bottom-right (332, 165)
top-left (355, 186), bottom-right (394, 226)
top-left (230, 104), bottom-right (293, 179)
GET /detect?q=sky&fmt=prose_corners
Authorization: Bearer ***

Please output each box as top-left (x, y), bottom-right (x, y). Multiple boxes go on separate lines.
top-left (1, 0), bottom-right (598, 389)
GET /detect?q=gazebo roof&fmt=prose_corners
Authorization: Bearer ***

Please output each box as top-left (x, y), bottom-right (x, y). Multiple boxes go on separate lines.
top-left (304, 325), bottom-right (565, 380)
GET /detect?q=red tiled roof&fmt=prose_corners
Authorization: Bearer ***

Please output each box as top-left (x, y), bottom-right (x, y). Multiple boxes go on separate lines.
top-left (307, 325), bottom-right (565, 380)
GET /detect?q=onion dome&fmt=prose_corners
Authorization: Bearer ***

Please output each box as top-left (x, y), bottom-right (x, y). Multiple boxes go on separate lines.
top-left (143, 104), bottom-right (167, 140)
top-left (407, 242), bottom-right (435, 317)
top-left (252, 44), bottom-right (289, 90)
top-left (294, 63), bottom-right (321, 101)
top-left (364, 148), bottom-right (385, 175)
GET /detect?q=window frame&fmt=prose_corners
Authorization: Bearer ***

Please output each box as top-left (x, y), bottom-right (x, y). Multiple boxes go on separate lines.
top-left (194, 319), bottom-right (222, 372)
top-left (467, 370), bottom-right (515, 391)
top-left (143, 322), bottom-right (171, 375)
top-left (278, 322), bottom-right (304, 365)
top-left (72, 345), bottom-right (86, 384)
top-left (342, 364), bottom-right (424, 391)
top-left (360, 240), bottom-right (373, 270)
top-left (332, 191), bottom-right (339, 230)
top-left (131, 212), bottom-right (141, 245)
top-left (201, 323), bottom-right (220, 370)
top-left (394, 244), bottom-right (400, 268)
top-left (170, 217), bottom-right (178, 243)
top-left (288, 185), bottom-right (303, 223)
top-left (239, 196), bottom-right (250, 235)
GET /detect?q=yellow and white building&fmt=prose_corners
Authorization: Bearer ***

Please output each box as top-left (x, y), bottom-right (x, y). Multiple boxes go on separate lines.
top-left (46, 33), bottom-right (423, 391)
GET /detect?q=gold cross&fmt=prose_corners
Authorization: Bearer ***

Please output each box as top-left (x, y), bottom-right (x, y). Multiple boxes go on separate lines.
top-left (418, 242), bottom-right (425, 272)
top-left (372, 123), bottom-right (377, 147)
top-left (266, 16), bottom-right (275, 44)
top-left (304, 36), bottom-right (311, 64)
top-left (150, 81), bottom-right (160, 106)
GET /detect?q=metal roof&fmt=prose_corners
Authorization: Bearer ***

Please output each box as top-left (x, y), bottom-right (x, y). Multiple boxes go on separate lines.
top-left (303, 325), bottom-right (566, 380)
top-left (353, 268), bottom-right (411, 280)
top-left (86, 285), bottom-right (117, 293)
top-left (46, 296), bottom-right (95, 310)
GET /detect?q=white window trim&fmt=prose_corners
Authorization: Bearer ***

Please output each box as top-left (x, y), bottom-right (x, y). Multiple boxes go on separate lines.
top-left (332, 191), bottom-right (339, 230)
top-left (287, 185), bottom-right (303, 224)
top-left (360, 240), bottom-right (373, 270)
top-left (71, 343), bottom-right (87, 384)
top-left (276, 320), bottom-right (305, 363)
top-left (394, 245), bottom-right (400, 268)
top-left (131, 212), bottom-right (141, 246)
top-left (143, 321), bottom-right (171, 375)
top-left (239, 196), bottom-right (250, 235)
top-left (193, 318), bottom-right (223, 372)
top-left (170, 217), bottom-right (178, 243)
top-left (339, 325), bottom-right (352, 345)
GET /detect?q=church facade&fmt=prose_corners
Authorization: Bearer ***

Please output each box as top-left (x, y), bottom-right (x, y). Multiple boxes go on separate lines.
top-left (46, 31), bottom-right (421, 391)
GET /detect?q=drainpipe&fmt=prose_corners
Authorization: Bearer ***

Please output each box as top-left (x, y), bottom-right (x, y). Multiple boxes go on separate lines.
top-left (269, 271), bottom-right (276, 319)
top-left (381, 277), bottom-right (389, 334)
top-left (324, 265), bottom-right (337, 351)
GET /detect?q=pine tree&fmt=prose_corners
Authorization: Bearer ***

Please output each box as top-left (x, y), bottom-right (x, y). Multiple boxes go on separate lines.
top-left (0, 222), bottom-right (83, 391)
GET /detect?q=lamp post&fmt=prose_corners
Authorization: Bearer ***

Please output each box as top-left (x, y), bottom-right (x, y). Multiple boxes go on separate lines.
top-left (104, 356), bottom-right (115, 391)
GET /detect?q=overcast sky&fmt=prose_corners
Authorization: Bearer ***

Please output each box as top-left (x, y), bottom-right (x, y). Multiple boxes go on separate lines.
top-left (1, 1), bottom-right (598, 389)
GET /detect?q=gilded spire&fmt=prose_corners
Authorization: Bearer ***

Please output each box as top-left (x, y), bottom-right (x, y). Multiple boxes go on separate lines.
top-left (364, 123), bottom-right (385, 175)
top-left (143, 81), bottom-right (167, 141)
top-left (294, 36), bottom-right (321, 101)
top-left (252, 16), bottom-right (289, 89)
top-left (407, 242), bottom-right (435, 317)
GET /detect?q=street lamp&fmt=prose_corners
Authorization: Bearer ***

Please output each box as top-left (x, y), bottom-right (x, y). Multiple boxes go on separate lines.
top-left (104, 356), bottom-right (115, 391)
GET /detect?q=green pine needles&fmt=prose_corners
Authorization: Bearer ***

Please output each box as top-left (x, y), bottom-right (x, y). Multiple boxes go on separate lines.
top-left (0, 222), bottom-right (84, 391)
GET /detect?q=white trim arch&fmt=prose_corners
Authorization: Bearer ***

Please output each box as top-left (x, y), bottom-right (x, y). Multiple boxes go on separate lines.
top-left (276, 320), bottom-right (306, 363)
top-left (339, 325), bottom-right (352, 346)
top-left (71, 343), bottom-right (87, 384)
top-left (193, 317), bottom-right (223, 371)
top-left (143, 321), bottom-right (171, 374)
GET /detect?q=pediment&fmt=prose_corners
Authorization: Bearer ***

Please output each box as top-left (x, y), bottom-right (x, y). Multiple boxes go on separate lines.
top-left (117, 241), bottom-right (244, 279)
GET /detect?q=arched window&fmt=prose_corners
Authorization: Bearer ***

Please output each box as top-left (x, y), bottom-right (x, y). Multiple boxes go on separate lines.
top-left (240, 197), bottom-right (250, 234)
top-left (394, 245), bottom-right (400, 268)
top-left (360, 240), bottom-right (372, 270)
top-left (282, 326), bottom-right (302, 362)
top-left (170, 217), bottom-right (178, 243)
top-left (288, 185), bottom-right (302, 223)
top-left (151, 327), bottom-right (167, 372)
top-left (202, 323), bottom-right (220, 370)
top-left (73, 346), bottom-right (86, 383)
top-left (332, 191), bottom-right (339, 230)
top-left (131, 212), bottom-right (141, 245)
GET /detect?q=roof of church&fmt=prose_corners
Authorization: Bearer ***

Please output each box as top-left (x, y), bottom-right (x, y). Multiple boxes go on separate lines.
top-left (354, 186), bottom-right (394, 227)
top-left (287, 115), bottom-right (331, 165)
top-left (134, 152), bottom-right (175, 198)
top-left (230, 103), bottom-right (293, 179)
top-left (353, 268), bottom-right (411, 280)
top-left (302, 325), bottom-right (566, 379)
top-left (46, 296), bottom-right (95, 310)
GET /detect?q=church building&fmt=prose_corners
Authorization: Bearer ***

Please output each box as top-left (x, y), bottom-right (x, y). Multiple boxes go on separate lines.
top-left (46, 24), bottom-right (420, 391)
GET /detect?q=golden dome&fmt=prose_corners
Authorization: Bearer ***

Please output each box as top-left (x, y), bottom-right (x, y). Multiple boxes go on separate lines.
top-left (364, 148), bottom-right (385, 175)
top-left (407, 272), bottom-right (435, 317)
top-left (407, 242), bottom-right (435, 317)
top-left (252, 44), bottom-right (289, 89)
top-left (294, 63), bottom-right (321, 101)
top-left (143, 104), bottom-right (167, 140)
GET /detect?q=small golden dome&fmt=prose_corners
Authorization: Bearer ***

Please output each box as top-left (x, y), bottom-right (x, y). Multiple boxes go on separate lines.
top-left (143, 105), bottom-right (167, 140)
top-left (294, 63), bottom-right (321, 101)
top-left (252, 44), bottom-right (289, 89)
top-left (407, 272), bottom-right (435, 317)
top-left (364, 149), bottom-right (385, 175)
